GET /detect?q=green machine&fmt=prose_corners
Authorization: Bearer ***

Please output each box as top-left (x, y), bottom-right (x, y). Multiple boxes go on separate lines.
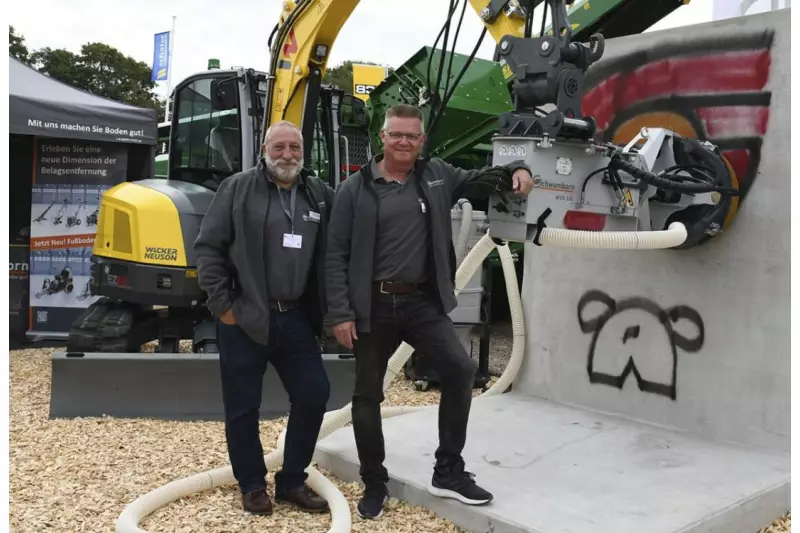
top-left (553, 0), bottom-right (687, 40)
top-left (364, 46), bottom-right (513, 169)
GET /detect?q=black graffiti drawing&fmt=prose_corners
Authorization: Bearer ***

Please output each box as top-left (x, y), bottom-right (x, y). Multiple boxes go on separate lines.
top-left (577, 290), bottom-right (705, 400)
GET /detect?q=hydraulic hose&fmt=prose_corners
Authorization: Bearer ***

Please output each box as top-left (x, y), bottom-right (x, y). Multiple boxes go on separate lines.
top-left (116, 222), bottom-right (688, 533)
top-left (453, 199), bottom-right (474, 266)
top-left (611, 156), bottom-right (740, 196)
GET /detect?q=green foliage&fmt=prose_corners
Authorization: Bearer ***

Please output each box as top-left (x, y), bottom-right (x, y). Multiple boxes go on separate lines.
top-left (9, 26), bottom-right (29, 63)
top-left (9, 26), bottom-right (166, 121)
top-left (322, 59), bottom-right (394, 92)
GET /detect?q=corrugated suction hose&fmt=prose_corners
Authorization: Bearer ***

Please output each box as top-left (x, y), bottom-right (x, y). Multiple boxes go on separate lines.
top-left (453, 199), bottom-right (474, 265)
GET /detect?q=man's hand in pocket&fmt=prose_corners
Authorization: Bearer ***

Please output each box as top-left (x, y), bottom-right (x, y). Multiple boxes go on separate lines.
top-left (220, 309), bottom-right (236, 325)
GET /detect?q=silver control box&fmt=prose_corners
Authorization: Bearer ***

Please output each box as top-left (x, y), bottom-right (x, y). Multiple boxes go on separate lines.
top-left (487, 135), bottom-right (645, 243)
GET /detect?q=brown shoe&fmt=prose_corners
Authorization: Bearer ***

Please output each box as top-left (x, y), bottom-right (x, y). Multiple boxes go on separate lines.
top-left (275, 485), bottom-right (329, 513)
top-left (242, 488), bottom-right (273, 515)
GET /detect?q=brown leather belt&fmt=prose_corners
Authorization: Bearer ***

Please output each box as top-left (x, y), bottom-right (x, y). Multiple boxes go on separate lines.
top-left (374, 281), bottom-right (426, 295)
top-left (269, 300), bottom-right (299, 312)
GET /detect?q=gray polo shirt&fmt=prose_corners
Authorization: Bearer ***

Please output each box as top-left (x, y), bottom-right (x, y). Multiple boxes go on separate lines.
top-left (371, 158), bottom-right (431, 284)
top-left (264, 178), bottom-right (319, 302)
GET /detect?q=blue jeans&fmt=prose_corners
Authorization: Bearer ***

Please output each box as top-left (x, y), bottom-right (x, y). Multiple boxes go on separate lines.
top-left (217, 308), bottom-right (330, 494)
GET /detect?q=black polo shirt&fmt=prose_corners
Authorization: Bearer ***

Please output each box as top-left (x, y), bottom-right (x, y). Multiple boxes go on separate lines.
top-left (370, 158), bottom-right (431, 284)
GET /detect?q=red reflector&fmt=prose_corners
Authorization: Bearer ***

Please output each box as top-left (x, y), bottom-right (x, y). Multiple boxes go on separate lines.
top-left (563, 211), bottom-right (606, 231)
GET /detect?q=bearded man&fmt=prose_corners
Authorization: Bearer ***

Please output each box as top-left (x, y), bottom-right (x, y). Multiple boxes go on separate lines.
top-left (194, 120), bottom-right (335, 516)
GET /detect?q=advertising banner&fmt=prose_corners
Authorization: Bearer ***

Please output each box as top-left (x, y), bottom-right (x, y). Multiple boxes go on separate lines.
top-left (152, 31), bottom-right (170, 82)
top-left (28, 138), bottom-right (127, 337)
top-left (352, 64), bottom-right (387, 102)
top-left (10, 244), bottom-right (30, 340)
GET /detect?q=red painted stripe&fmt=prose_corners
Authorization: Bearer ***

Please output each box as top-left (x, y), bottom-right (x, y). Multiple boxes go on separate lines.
top-left (720, 149), bottom-right (752, 186)
top-left (283, 29), bottom-right (298, 57)
top-left (696, 106), bottom-right (770, 138)
top-left (583, 50), bottom-right (772, 132)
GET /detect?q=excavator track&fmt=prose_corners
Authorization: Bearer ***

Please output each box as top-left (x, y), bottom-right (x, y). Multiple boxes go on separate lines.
top-left (66, 297), bottom-right (158, 353)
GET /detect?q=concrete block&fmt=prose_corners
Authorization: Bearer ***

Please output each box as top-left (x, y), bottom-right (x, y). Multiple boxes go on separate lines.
top-left (49, 351), bottom-right (356, 421)
top-left (517, 9), bottom-right (790, 454)
top-left (315, 393), bottom-right (790, 533)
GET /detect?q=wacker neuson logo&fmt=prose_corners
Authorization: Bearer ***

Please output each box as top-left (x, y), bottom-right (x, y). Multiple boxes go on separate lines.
top-left (144, 246), bottom-right (178, 262)
top-left (533, 177), bottom-right (575, 193)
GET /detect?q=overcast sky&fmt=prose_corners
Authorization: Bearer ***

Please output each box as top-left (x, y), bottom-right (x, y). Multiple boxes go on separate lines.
top-left (8, 0), bottom-right (781, 100)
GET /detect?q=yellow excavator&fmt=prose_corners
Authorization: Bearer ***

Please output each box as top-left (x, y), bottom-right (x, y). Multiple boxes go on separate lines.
top-left (66, 0), bottom-right (538, 354)
top-left (67, 0), bottom-right (696, 354)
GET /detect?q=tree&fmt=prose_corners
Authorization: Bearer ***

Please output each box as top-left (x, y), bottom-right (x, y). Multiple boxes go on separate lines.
top-left (9, 26), bottom-right (166, 121)
top-left (9, 26), bottom-right (30, 64)
top-left (323, 60), bottom-right (394, 92)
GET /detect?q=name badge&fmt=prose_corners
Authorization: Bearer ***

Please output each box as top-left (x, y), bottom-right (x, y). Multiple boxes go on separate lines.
top-left (308, 210), bottom-right (321, 222)
top-left (283, 233), bottom-right (302, 249)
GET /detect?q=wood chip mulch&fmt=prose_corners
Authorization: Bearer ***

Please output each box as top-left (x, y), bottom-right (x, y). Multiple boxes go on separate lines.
top-left (9, 343), bottom-right (790, 533)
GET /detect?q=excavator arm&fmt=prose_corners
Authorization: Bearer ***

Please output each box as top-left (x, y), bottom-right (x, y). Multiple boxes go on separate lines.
top-left (263, 0), bottom-right (531, 155)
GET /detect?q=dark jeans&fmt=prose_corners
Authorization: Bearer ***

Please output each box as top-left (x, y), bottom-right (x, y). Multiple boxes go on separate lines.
top-left (351, 288), bottom-right (477, 486)
top-left (217, 308), bottom-right (330, 494)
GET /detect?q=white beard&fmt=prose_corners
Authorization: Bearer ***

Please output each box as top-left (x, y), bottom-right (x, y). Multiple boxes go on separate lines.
top-left (264, 154), bottom-right (304, 184)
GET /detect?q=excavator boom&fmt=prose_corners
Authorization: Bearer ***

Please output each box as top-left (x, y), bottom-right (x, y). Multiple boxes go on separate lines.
top-left (263, 0), bottom-right (529, 153)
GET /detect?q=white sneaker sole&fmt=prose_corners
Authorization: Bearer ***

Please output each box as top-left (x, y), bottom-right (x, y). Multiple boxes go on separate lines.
top-left (427, 484), bottom-right (493, 505)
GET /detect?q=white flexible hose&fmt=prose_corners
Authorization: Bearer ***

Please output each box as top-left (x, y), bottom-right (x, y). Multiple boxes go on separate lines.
top-left (116, 232), bottom-right (502, 533)
top-left (116, 222), bottom-right (688, 533)
top-left (453, 199), bottom-right (474, 265)
top-left (538, 221), bottom-right (687, 249)
top-left (483, 243), bottom-right (525, 396)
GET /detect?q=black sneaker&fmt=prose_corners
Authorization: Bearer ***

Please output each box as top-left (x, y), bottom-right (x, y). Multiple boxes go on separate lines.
top-left (357, 483), bottom-right (389, 519)
top-left (428, 470), bottom-right (493, 505)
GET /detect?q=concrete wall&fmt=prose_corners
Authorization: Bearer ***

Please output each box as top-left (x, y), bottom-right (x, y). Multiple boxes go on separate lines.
top-left (517, 9), bottom-right (790, 453)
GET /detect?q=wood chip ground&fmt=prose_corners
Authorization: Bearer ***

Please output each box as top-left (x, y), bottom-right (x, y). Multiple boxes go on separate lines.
top-left (9, 332), bottom-right (790, 533)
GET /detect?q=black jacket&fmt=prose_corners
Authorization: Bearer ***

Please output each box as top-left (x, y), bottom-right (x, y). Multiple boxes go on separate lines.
top-left (194, 161), bottom-right (335, 345)
top-left (325, 155), bottom-right (529, 333)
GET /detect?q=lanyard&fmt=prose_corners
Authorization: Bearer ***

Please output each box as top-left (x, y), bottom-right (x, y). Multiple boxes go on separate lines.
top-left (277, 185), bottom-right (297, 234)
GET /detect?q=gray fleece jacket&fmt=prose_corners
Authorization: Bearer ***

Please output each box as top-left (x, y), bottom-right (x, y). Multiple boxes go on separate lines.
top-left (194, 161), bottom-right (334, 345)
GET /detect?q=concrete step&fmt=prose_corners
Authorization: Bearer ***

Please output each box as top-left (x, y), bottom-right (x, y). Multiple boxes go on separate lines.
top-left (315, 392), bottom-right (789, 533)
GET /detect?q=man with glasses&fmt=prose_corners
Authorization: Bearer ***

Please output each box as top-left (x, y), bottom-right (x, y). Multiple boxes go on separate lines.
top-left (324, 103), bottom-right (534, 519)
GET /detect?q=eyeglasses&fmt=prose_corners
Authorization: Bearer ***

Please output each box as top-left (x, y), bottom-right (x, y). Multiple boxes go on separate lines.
top-left (384, 130), bottom-right (423, 141)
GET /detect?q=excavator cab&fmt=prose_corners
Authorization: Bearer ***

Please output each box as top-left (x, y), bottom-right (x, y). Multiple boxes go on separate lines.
top-left (168, 66), bottom-right (355, 190)
top-left (167, 68), bottom-right (266, 190)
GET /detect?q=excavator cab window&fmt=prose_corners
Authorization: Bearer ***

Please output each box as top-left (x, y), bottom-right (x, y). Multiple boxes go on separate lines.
top-left (169, 74), bottom-right (243, 189)
top-left (341, 95), bottom-right (367, 128)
